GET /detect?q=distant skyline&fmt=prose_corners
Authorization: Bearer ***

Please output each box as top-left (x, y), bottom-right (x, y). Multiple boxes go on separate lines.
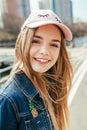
top-left (72, 0), bottom-right (87, 22)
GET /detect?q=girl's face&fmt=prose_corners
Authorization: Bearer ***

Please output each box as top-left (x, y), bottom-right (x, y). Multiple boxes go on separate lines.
top-left (30, 24), bottom-right (61, 73)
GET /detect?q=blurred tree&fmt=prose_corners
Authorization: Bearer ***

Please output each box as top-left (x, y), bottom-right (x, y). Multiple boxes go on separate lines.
top-left (67, 22), bottom-right (87, 37)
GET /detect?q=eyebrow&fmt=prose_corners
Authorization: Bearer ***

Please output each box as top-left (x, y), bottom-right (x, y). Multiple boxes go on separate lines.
top-left (34, 35), bottom-right (42, 39)
top-left (34, 35), bottom-right (61, 43)
top-left (52, 39), bottom-right (61, 43)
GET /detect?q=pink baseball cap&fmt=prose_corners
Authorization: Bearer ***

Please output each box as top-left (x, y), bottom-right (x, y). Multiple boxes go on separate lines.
top-left (22, 9), bottom-right (72, 41)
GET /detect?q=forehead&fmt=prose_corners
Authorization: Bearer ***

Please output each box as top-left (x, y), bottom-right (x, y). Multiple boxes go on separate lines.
top-left (35, 24), bottom-right (61, 36)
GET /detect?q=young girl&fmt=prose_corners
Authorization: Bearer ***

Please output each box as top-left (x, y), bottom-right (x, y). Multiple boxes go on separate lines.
top-left (0, 9), bottom-right (73, 130)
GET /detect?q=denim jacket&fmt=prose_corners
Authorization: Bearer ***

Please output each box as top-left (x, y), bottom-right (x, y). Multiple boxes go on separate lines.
top-left (0, 72), bottom-right (54, 130)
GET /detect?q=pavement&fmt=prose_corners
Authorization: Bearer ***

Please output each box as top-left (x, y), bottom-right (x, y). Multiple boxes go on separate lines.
top-left (69, 72), bottom-right (87, 130)
top-left (68, 47), bottom-right (87, 130)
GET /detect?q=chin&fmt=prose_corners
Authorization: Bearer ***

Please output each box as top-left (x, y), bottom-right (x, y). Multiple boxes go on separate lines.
top-left (33, 68), bottom-right (48, 73)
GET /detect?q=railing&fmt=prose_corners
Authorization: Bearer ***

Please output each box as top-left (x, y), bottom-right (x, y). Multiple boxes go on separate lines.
top-left (0, 56), bottom-right (14, 86)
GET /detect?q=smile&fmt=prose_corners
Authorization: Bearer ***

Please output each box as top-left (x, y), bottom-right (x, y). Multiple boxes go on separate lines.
top-left (34, 58), bottom-right (50, 63)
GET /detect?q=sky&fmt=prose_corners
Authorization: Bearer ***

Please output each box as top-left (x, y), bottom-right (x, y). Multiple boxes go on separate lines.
top-left (72, 0), bottom-right (87, 22)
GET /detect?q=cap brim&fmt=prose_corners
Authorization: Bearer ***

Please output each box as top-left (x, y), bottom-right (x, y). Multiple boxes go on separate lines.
top-left (25, 21), bottom-right (72, 41)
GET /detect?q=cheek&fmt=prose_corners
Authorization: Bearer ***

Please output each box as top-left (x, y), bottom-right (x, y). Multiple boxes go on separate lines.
top-left (30, 45), bottom-right (40, 55)
top-left (30, 46), bottom-right (36, 56)
top-left (53, 50), bottom-right (60, 62)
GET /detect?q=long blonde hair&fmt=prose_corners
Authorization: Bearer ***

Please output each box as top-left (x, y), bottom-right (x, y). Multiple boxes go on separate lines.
top-left (10, 27), bottom-right (73, 130)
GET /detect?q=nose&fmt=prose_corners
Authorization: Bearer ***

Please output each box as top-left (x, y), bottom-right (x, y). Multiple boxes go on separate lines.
top-left (39, 44), bottom-right (49, 55)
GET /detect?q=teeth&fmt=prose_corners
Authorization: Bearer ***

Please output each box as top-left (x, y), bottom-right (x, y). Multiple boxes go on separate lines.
top-left (36, 58), bottom-right (48, 62)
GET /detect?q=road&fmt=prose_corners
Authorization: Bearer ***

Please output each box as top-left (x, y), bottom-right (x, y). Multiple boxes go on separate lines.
top-left (68, 47), bottom-right (87, 130)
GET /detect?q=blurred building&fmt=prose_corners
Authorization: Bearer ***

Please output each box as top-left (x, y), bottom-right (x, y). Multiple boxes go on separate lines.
top-left (30, 0), bottom-right (51, 12)
top-left (4, 0), bottom-right (30, 18)
top-left (54, 0), bottom-right (73, 23)
top-left (0, 0), bottom-right (73, 29)
top-left (0, 0), bottom-right (4, 28)
top-left (0, 0), bottom-right (30, 29)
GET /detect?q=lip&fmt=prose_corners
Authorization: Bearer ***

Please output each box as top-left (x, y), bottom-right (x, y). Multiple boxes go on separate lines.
top-left (34, 57), bottom-right (51, 64)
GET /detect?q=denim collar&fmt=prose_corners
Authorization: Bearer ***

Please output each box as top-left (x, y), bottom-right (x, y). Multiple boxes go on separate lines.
top-left (13, 72), bottom-right (39, 101)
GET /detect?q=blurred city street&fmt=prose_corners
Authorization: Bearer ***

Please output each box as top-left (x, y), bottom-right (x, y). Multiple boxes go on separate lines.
top-left (0, 46), bottom-right (87, 130)
top-left (68, 47), bottom-right (87, 130)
